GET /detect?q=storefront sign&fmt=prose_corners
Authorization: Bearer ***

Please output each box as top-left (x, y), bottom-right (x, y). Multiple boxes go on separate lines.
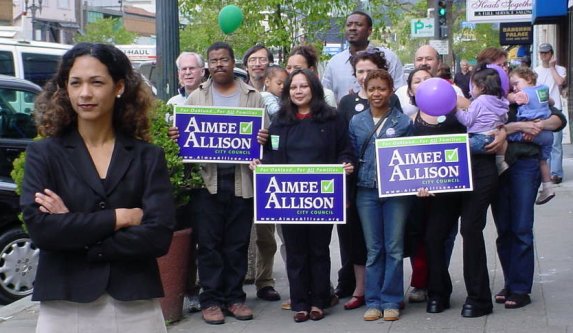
top-left (375, 134), bottom-right (473, 197)
top-left (254, 165), bottom-right (346, 224)
top-left (466, 0), bottom-right (532, 23)
top-left (174, 105), bottom-right (263, 163)
top-left (500, 22), bottom-right (533, 45)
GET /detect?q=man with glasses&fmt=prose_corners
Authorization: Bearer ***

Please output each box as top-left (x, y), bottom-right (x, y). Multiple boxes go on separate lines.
top-left (167, 52), bottom-right (205, 105)
top-left (181, 42), bottom-right (267, 325)
top-left (240, 44), bottom-right (282, 303)
top-left (167, 51), bottom-right (207, 315)
top-left (243, 45), bottom-right (273, 91)
top-left (535, 43), bottom-right (566, 184)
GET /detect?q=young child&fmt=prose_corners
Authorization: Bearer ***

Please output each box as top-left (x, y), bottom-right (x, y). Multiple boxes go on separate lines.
top-left (455, 64), bottom-right (509, 173)
top-left (509, 67), bottom-right (555, 205)
top-left (260, 65), bottom-right (288, 120)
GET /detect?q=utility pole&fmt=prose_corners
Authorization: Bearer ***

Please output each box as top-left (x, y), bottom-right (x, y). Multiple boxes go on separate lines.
top-left (155, 0), bottom-right (179, 101)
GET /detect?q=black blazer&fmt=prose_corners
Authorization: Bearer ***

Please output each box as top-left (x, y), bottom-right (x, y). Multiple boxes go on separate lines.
top-left (20, 128), bottom-right (175, 302)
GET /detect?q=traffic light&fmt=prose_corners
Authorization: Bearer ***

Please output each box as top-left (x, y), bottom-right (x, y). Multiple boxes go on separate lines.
top-left (436, 0), bottom-right (448, 38)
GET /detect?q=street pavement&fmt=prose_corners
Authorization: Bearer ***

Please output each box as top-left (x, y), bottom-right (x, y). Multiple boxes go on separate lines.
top-left (1, 145), bottom-right (572, 333)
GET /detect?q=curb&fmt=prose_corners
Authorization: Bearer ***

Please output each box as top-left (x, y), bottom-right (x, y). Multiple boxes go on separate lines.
top-left (0, 296), bottom-right (36, 320)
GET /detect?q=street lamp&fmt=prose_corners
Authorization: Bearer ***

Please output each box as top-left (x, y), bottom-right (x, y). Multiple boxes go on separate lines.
top-left (24, 0), bottom-right (43, 40)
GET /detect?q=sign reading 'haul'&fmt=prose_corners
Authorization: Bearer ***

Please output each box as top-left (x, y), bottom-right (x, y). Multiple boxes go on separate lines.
top-left (254, 165), bottom-right (346, 224)
top-left (174, 105), bottom-right (264, 163)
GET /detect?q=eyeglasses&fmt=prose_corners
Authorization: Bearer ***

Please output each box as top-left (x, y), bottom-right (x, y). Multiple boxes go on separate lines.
top-left (180, 66), bottom-right (200, 72)
top-left (209, 57), bottom-right (231, 66)
top-left (247, 57), bottom-right (269, 65)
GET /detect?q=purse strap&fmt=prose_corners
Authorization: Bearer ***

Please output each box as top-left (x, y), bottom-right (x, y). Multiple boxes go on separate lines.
top-left (358, 116), bottom-right (387, 163)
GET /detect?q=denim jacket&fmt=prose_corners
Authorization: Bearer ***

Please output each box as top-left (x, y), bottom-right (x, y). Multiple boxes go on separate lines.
top-left (349, 107), bottom-right (412, 188)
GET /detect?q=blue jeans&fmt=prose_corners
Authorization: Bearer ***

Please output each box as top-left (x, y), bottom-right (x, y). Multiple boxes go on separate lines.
top-left (492, 158), bottom-right (540, 294)
top-left (468, 133), bottom-right (494, 154)
top-left (356, 187), bottom-right (412, 310)
top-left (550, 130), bottom-right (563, 178)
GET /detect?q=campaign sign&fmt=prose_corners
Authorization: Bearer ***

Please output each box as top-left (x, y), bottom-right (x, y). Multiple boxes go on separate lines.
top-left (174, 105), bottom-right (264, 163)
top-left (375, 134), bottom-right (473, 197)
top-left (254, 165), bottom-right (346, 224)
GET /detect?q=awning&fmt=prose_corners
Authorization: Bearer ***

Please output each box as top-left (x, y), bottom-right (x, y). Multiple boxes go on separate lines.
top-left (532, 0), bottom-right (568, 24)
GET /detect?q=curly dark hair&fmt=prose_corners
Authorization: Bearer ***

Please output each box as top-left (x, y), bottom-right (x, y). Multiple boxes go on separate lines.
top-left (288, 45), bottom-right (319, 71)
top-left (351, 48), bottom-right (388, 76)
top-left (34, 42), bottom-right (154, 141)
top-left (277, 68), bottom-right (336, 124)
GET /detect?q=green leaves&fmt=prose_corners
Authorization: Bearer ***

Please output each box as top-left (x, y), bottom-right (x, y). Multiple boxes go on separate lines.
top-left (178, 0), bottom-right (356, 62)
top-left (74, 18), bottom-right (136, 44)
top-left (150, 100), bottom-right (202, 208)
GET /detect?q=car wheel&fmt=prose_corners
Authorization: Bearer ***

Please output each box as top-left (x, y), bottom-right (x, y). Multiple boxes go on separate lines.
top-left (0, 227), bottom-right (38, 304)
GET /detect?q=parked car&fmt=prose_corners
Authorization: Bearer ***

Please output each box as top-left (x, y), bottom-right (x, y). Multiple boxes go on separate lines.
top-left (403, 63), bottom-right (415, 82)
top-left (0, 74), bottom-right (41, 304)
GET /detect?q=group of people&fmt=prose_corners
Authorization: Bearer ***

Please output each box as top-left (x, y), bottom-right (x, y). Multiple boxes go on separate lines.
top-left (18, 9), bottom-right (566, 333)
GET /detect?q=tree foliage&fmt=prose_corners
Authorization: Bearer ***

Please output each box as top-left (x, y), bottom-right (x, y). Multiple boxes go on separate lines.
top-left (178, 0), bottom-right (358, 63)
top-left (178, 1), bottom-right (427, 63)
top-left (450, 2), bottom-right (500, 63)
top-left (75, 18), bottom-right (136, 44)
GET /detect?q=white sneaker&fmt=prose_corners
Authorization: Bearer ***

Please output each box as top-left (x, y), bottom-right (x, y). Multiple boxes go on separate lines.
top-left (383, 308), bottom-right (400, 321)
top-left (408, 287), bottom-right (427, 303)
top-left (536, 189), bottom-right (555, 205)
top-left (363, 308), bottom-right (383, 321)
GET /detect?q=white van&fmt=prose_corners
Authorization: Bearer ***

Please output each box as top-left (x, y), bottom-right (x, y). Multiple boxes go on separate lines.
top-left (115, 44), bottom-right (156, 65)
top-left (0, 38), bottom-right (71, 88)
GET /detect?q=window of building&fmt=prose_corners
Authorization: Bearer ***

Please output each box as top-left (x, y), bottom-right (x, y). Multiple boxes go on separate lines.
top-left (57, 0), bottom-right (69, 9)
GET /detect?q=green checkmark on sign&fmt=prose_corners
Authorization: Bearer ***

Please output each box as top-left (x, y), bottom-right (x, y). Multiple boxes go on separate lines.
top-left (240, 122), bottom-right (253, 135)
top-left (321, 179), bottom-right (334, 193)
top-left (444, 148), bottom-right (459, 162)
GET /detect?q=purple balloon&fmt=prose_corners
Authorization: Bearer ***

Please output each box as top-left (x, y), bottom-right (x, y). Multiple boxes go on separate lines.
top-left (486, 64), bottom-right (510, 96)
top-left (415, 78), bottom-right (457, 116)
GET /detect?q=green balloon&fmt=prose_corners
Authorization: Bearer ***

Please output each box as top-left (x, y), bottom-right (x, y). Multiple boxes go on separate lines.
top-left (218, 5), bottom-right (244, 35)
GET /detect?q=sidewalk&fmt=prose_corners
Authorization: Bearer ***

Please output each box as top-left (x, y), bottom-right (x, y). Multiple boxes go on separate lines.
top-left (1, 145), bottom-right (572, 333)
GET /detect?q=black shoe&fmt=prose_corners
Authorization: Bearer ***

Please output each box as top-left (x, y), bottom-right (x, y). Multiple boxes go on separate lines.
top-left (426, 299), bottom-right (450, 313)
top-left (257, 286), bottom-right (281, 301)
top-left (551, 175), bottom-right (563, 184)
top-left (334, 286), bottom-right (353, 298)
top-left (461, 303), bottom-right (492, 318)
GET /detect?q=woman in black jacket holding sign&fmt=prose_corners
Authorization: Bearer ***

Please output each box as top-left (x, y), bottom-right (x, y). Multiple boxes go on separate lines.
top-left (251, 68), bottom-right (354, 323)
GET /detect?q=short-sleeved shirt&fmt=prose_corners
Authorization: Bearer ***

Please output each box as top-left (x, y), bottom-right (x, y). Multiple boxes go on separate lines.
top-left (534, 64), bottom-right (566, 110)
